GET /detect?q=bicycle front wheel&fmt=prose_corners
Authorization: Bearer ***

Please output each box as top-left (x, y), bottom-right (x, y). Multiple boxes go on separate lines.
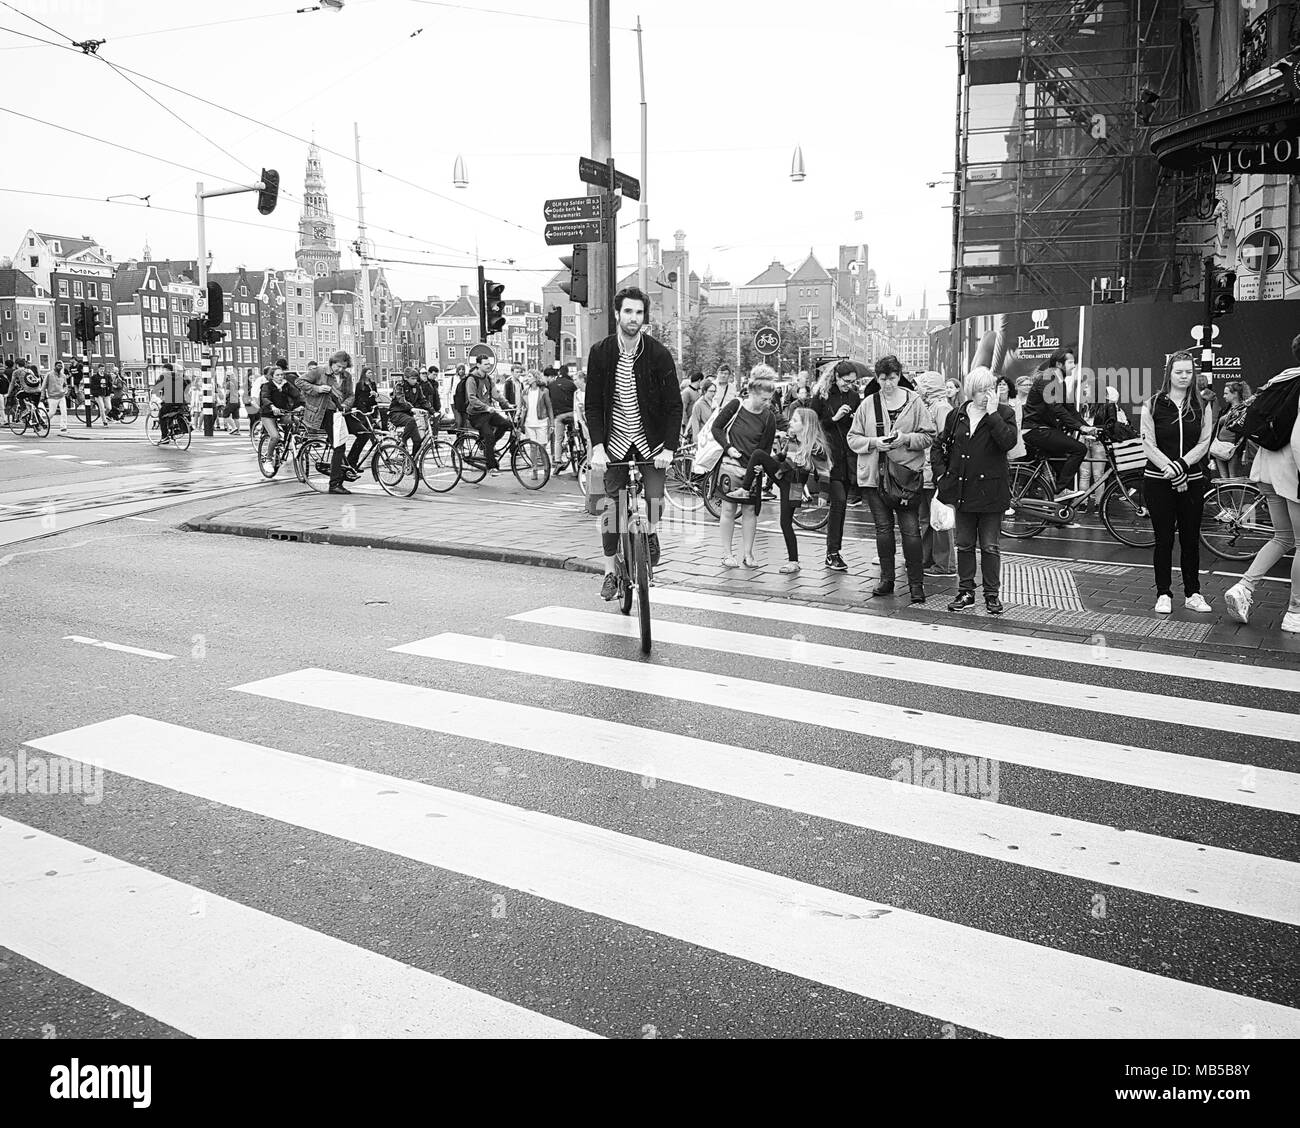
top-left (455, 434), bottom-right (488, 483)
top-left (120, 400), bottom-right (139, 424)
top-left (256, 432), bottom-right (282, 479)
top-left (791, 479), bottom-right (830, 531)
top-left (374, 439), bottom-right (417, 497)
top-left (512, 440), bottom-right (551, 490)
top-left (297, 437), bottom-right (331, 492)
top-left (145, 415), bottom-right (163, 445)
top-left (634, 529), bottom-right (652, 655)
top-left (1002, 464), bottom-right (1050, 539)
top-left (1100, 472), bottom-right (1154, 548)
top-left (173, 416), bottom-right (192, 451)
top-left (701, 466), bottom-right (722, 520)
top-left (7, 409), bottom-right (26, 436)
top-left (619, 531), bottom-right (634, 616)
top-left (663, 455), bottom-right (704, 513)
top-left (1200, 480), bottom-right (1273, 560)
top-left (34, 406), bottom-right (50, 437)
top-left (419, 437), bottom-right (462, 493)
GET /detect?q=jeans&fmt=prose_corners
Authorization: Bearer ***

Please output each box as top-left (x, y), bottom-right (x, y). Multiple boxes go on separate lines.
top-left (954, 509), bottom-right (1002, 596)
top-left (864, 486), bottom-right (923, 587)
top-left (824, 478), bottom-right (848, 555)
top-left (473, 412), bottom-right (510, 469)
top-left (918, 487), bottom-right (955, 572)
top-left (1145, 476), bottom-right (1206, 596)
top-left (1237, 491), bottom-right (1300, 613)
top-left (600, 455), bottom-right (666, 557)
top-left (323, 411), bottom-right (369, 488)
top-left (778, 475), bottom-right (800, 562)
top-left (1024, 427), bottom-right (1086, 492)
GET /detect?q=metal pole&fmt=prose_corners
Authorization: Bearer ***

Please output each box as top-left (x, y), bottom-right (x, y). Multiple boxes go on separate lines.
top-left (590, 0), bottom-right (611, 342)
top-left (735, 284), bottom-right (740, 372)
top-left (676, 253), bottom-right (683, 364)
top-left (1201, 254), bottom-right (1214, 379)
top-left (196, 181), bottom-right (214, 437)
top-left (606, 157), bottom-right (618, 339)
top-left (636, 15), bottom-right (648, 299)
top-left (354, 122), bottom-right (375, 375)
top-left (950, 4), bottom-right (964, 325)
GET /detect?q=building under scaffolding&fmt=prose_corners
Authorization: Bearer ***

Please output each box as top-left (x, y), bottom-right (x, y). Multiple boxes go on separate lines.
top-left (952, 0), bottom-right (1186, 320)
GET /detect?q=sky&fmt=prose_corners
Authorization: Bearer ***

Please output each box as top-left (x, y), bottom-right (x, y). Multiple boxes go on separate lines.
top-left (0, 0), bottom-right (958, 318)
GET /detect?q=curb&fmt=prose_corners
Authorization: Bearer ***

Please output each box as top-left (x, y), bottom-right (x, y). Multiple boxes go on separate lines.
top-left (181, 516), bottom-right (603, 575)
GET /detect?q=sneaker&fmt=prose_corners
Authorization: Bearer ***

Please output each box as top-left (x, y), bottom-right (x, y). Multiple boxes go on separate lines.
top-left (327, 485), bottom-right (352, 495)
top-left (1053, 487), bottom-right (1085, 502)
top-left (1154, 594), bottom-right (1172, 614)
top-left (600, 573), bottom-right (619, 601)
top-left (1184, 593), bottom-right (1213, 614)
top-left (726, 487), bottom-right (750, 501)
top-left (825, 553), bottom-right (848, 572)
top-left (947, 591), bottom-right (975, 611)
top-left (846, 496), bottom-right (863, 507)
top-left (1281, 611), bottom-right (1300, 635)
top-left (1223, 583), bottom-right (1252, 624)
top-left (778, 561), bottom-right (801, 575)
top-left (985, 595), bottom-right (1005, 615)
top-left (647, 533), bottom-right (661, 567)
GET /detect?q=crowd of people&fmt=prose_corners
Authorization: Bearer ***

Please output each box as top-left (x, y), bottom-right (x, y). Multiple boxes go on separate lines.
top-left (1, 358), bottom-right (138, 430)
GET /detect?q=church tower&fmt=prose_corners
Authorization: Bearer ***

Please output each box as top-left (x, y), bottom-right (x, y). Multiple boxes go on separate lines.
top-left (296, 142), bottom-right (341, 277)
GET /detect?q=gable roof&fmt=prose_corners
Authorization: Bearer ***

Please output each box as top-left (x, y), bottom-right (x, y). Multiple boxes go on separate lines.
top-left (788, 252), bottom-right (831, 283)
top-left (0, 268), bottom-right (41, 298)
top-left (436, 295), bottom-right (478, 319)
top-left (36, 233), bottom-right (99, 257)
top-left (745, 260), bottom-right (790, 286)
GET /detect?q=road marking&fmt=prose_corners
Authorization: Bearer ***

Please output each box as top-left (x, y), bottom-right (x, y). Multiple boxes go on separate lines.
top-left (238, 668), bottom-right (1300, 925)
top-left (26, 715), bottom-right (1300, 1039)
top-left (125, 517), bottom-right (159, 523)
top-left (395, 634), bottom-right (1299, 814)
top-left (79, 460), bottom-right (110, 466)
top-left (45, 454), bottom-right (79, 460)
top-left (514, 607), bottom-right (1296, 745)
top-left (14, 449), bottom-right (46, 456)
top-left (0, 816), bottom-right (594, 1039)
top-left (63, 635), bottom-right (175, 661)
top-left (648, 589), bottom-right (1300, 694)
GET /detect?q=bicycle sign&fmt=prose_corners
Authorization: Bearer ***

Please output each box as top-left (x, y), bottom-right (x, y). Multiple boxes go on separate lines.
top-left (753, 327), bottom-right (780, 356)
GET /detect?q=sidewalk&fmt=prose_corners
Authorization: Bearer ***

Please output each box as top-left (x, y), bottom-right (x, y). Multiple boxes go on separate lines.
top-left (181, 481), bottom-right (1300, 667)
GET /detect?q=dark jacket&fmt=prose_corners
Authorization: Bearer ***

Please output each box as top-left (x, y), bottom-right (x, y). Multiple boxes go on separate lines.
top-left (260, 377), bottom-right (303, 414)
top-left (390, 379), bottom-right (431, 419)
top-left (711, 397), bottom-right (777, 461)
top-left (810, 386), bottom-right (861, 482)
top-left (585, 332), bottom-right (682, 454)
top-left (419, 377), bottom-right (441, 414)
top-left (1022, 371), bottom-right (1085, 432)
top-left (549, 373), bottom-right (577, 415)
top-left (935, 402), bottom-right (1019, 512)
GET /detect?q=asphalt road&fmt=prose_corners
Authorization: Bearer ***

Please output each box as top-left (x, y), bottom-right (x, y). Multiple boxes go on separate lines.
top-left (1, 516), bottom-right (1296, 1039)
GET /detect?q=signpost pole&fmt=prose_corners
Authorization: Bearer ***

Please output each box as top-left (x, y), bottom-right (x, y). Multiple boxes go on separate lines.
top-left (589, 0), bottom-right (611, 347)
top-left (606, 156), bottom-right (618, 338)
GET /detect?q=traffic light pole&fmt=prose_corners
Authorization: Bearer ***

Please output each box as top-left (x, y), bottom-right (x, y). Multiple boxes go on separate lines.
top-left (606, 157), bottom-right (618, 339)
top-left (1201, 254), bottom-right (1215, 381)
top-left (589, 0), bottom-right (612, 344)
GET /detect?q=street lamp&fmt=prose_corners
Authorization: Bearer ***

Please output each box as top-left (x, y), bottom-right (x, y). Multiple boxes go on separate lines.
top-left (296, 1), bottom-right (344, 12)
top-left (453, 154), bottom-right (468, 189)
top-left (790, 144), bottom-right (805, 182)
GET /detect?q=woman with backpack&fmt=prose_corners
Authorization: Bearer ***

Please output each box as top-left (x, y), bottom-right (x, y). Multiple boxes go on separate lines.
top-left (933, 366), bottom-right (1018, 615)
top-left (847, 355), bottom-right (935, 603)
top-left (1140, 351), bottom-right (1215, 615)
top-left (1222, 344), bottom-right (1300, 635)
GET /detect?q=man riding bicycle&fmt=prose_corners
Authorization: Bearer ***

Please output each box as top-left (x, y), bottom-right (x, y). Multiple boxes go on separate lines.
top-left (1022, 357), bottom-right (1098, 501)
top-left (150, 363), bottom-right (191, 442)
top-left (586, 286), bottom-right (680, 601)
top-left (464, 362), bottom-right (511, 475)
top-left (389, 366), bottom-right (434, 456)
top-left (547, 363), bottom-right (579, 463)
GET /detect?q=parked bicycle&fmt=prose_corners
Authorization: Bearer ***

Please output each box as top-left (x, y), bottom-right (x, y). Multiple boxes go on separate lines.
top-left (6, 398), bottom-right (50, 437)
top-left (1003, 432), bottom-right (1153, 548)
top-left (1201, 477), bottom-right (1274, 561)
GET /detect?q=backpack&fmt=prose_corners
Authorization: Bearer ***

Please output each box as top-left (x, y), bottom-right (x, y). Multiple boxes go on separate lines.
top-left (453, 376), bottom-right (468, 418)
top-left (21, 369), bottom-right (42, 390)
top-left (1239, 372), bottom-right (1300, 452)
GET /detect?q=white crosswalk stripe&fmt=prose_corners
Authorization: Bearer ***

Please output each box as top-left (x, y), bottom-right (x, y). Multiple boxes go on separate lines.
top-left (12, 596), bottom-right (1300, 1038)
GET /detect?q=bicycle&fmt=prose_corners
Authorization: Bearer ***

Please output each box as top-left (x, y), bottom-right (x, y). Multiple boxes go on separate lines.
top-left (256, 408), bottom-right (310, 480)
top-left (107, 392), bottom-right (140, 425)
top-left (6, 397), bottom-right (50, 437)
top-left (1002, 431), bottom-right (1153, 547)
top-left (551, 415), bottom-right (588, 478)
top-left (604, 458), bottom-right (655, 655)
top-left (408, 410), bottom-right (463, 495)
top-left (451, 410), bottom-right (551, 490)
top-left (1200, 477), bottom-right (1274, 560)
top-left (145, 404), bottom-right (193, 450)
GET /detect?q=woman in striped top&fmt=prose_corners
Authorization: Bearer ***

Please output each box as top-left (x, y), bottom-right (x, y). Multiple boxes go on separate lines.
top-left (1140, 351), bottom-right (1215, 615)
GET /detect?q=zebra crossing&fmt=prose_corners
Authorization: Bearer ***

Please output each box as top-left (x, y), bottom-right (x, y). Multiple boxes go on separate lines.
top-left (5, 590), bottom-right (1299, 1039)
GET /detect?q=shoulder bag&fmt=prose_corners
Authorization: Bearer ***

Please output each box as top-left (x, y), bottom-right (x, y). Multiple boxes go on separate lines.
top-left (875, 391), bottom-right (922, 509)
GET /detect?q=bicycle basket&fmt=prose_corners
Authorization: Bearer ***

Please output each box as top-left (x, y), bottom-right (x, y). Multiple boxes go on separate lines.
top-left (1109, 438), bottom-right (1147, 473)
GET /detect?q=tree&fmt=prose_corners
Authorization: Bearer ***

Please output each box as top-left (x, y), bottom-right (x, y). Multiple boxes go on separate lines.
top-left (707, 318), bottom-right (732, 374)
top-left (679, 313), bottom-right (712, 378)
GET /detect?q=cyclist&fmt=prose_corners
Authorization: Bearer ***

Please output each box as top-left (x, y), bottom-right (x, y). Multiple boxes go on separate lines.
top-left (389, 367), bottom-right (432, 457)
top-left (423, 365), bottom-right (443, 431)
top-left (150, 363), bottom-right (191, 443)
top-left (258, 363), bottom-right (303, 452)
top-left (299, 350), bottom-right (365, 494)
top-left (1022, 358), bottom-right (1098, 501)
top-left (586, 286), bottom-right (680, 601)
top-left (14, 363), bottom-right (45, 425)
top-left (464, 362), bottom-right (511, 475)
top-left (107, 366), bottom-right (127, 421)
top-left (548, 363), bottom-right (578, 463)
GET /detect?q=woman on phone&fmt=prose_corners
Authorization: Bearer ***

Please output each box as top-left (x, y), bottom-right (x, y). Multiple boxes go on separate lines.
top-left (810, 360), bottom-right (861, 572)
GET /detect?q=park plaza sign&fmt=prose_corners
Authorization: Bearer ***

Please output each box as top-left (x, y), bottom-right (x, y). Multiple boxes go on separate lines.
top-left (1015, 309), bottom-right (1061, 355)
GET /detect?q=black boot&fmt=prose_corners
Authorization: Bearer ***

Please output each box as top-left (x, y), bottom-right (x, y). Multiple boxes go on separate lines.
top-left (910, 584), bottom-right (927, 604)
top-left (948, 591), bottom-right (976, 611)
top-left (870, 581), bottom-right (895, 598)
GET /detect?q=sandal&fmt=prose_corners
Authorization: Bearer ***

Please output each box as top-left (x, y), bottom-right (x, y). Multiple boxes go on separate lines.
top-left (722, 556), bottom-right (740, 568)
top-left (778, 561), bottom-right (801, 574)
top-left (741, 555), bottom-right (759, 568)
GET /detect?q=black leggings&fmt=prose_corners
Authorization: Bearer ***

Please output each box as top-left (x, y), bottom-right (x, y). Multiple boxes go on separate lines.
top-left (1146, 476), bottom-right (1206, 596)
top-left (779, 475), bottom-right (800, 562)
top-left (825, 477), bottom-right (849, 555)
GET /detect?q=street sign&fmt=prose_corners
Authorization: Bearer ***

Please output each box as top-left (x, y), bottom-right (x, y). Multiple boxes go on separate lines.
top-left (468, 342), bottom-right (496, 372)
top-left (1239, 229), bottom-right (1283, 274)
top-left (754, 327), bottom-right (781, 356)
top-left (577, 156), bottom-right (641, 200)
top-left (544, 196), bottom-right (603, 222)
top-left (193, 292), bottom-right (208, 315)
top-left (545, 219), bottom-right (604, 246)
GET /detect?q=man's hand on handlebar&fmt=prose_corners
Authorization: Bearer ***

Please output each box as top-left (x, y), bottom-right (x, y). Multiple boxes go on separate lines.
top-left (653, 450), bottom-right (673, 470)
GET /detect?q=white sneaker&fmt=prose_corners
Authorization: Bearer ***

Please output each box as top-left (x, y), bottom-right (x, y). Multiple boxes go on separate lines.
top-left (1223, 583), bottom-right (1252, 624)
top-left (1184, 593), bottom-right (1213, 614)
top-left (1282, 611), bottom-right (1300, 635)
top-left (1154, 594), bottom-right (1172, 614)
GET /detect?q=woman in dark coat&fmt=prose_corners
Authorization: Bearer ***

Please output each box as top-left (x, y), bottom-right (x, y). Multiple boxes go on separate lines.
top-left (809, 360), bottom-right (861, 572)
top-left (933, 366), bottom-right (1018, 615)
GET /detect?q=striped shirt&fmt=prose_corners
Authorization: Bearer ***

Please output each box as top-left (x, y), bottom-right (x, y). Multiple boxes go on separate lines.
top-left (607, 339), bottom-right (657, 460)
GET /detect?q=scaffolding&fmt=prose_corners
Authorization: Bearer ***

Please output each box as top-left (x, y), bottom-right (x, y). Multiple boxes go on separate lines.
top-left (954, 0), bottom-right (1185, 319)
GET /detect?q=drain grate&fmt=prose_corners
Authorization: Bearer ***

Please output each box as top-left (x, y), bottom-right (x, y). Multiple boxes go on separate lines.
top-left (269, 530), bottom-right (301, 542)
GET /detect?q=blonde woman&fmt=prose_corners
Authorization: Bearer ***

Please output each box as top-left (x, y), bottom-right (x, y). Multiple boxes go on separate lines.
top-left (713, 367), bottom-right (778, 569)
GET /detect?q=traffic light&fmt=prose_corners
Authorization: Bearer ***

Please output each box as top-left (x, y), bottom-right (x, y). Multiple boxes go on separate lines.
top-left (84, 304), bottom-right (99, 343)
top-left (1211, 269), bottom-right (1236, 317)
top-left (559, 243), bottom-right (589, 308)
top-left (484, 279), bottom-right (505, 335)
top-left (73, 304), bottom-right (87, 342)
top-left (203, 327), bottom-right (225, 348)
top-left (545, 306), bottom-right (562, 347)
top-left (257, 168), bottom-right (280, 216)
top-left (187, 318), bottom-right (204, 344)
top-left (206, 280), bottom-right (224, 329)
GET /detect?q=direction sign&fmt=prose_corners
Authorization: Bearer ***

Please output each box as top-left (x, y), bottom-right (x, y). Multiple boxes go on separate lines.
top-left (577, 156), bottom-right (641, 200)
top-left (468, 343), bottom-right (496, 373)
top-left (545, 219), bottom-right (603, 246)
top-left (1239, 229), bottom-right (1283, 274)
top-left (753, 327), bottom-right (781, 356)
top-left (544, 196), bottom-right (603, 223)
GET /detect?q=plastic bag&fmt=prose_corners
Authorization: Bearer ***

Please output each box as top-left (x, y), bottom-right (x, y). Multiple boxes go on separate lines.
top-left (930, 493), bottom-right (955, 532)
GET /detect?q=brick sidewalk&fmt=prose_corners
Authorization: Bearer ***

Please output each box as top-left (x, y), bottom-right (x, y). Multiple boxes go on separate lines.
top-left (182, 477), bottom-right (1300, 667)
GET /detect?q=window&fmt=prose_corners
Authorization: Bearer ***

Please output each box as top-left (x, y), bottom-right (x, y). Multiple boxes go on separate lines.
top-left (58, 280), bottom-right (68, 297)
top-left (73, 281), bottom-right (83, 298)
top-left (29, 256), bottom-right (38, 269)
top-left (296, 302), bottom-right (303, 316)
top-left (39, 332), bottom-right (47, 345)
top-left (104, 340), bottom-right (114, 357)
top-left (23, 330), bottom-right (30, 341)
top-left (103, 309), bottom-right (112, 327)
top-left (27, 236), bottom-right (34, 247)
top-left (87, 282), bottom-right (98, 299)
top-left (21, 308), bottom-right (29, 319)
top-left (60, 332), bottom-right (71, 353)
top-left (2, 309), bottom-right (9, 321)
top-left (52, 241), bottom-right (61, 254)
top-left (445, 328), bottom-right (454, 341)
top-left (38, 310), bottom-right (46, 324)
top-left (462, 328), bottom-right (471, 341)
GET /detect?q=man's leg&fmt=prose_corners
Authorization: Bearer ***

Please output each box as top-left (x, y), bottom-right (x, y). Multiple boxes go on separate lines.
top-left (598, 462), bottom-right (629, 598)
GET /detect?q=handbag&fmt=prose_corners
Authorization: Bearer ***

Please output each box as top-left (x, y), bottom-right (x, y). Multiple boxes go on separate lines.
top-left (691, 402), bottom-right (737, 474)
top-left (874, 391), bottom-right (922, 509)
top-left (929, 493), bottom-right (955, 532)
top-left (934, 407), bottom-right (962, 507)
